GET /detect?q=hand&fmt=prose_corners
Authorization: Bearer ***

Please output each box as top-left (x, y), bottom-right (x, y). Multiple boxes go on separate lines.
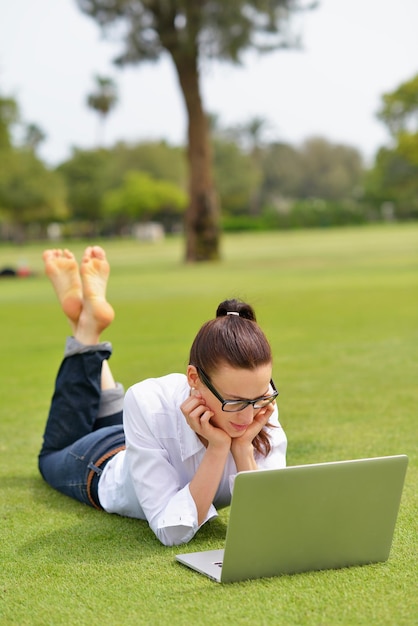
top-left (181, 389), bottom-right (231, 449)
top-left (230, 401), bottom-right (276, 458)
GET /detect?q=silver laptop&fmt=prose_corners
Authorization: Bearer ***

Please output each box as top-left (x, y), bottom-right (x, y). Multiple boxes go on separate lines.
top-left (176, 455), bottom-right (408, 583)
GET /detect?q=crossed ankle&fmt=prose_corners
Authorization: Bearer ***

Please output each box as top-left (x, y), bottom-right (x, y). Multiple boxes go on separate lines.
top-left (97, 383), bottom-right (125, 418)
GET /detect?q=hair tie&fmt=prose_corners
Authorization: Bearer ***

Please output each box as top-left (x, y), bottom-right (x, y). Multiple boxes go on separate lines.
top-left (227, 311), bottom-right (239, 316)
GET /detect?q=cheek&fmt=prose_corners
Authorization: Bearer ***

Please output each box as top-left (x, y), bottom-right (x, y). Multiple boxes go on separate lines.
top-left (200, 393), bottom-right (230, 431)
top-left (207, 406), bottom-right (228, 429)
top-left (201, 393), bottom-right (220, 421)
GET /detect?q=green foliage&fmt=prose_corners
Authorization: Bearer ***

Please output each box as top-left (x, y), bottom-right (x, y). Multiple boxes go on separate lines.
top-left (23, 123), bottom-right (46, 152)
top-left (261, 141), bottom-right (304, 199)
top-left (53, 134), bottom-right (371, 233)
top-left (0, 93), bottom-right (19, 149)
top-left (76, 1), bottom-right (311, 67)
top-left (365, 145), bottom-right (418, 219)
top-left (273, 198), bottom-right (366, 228)
top-left (109, 141), bottom-right (187, 187)
top-left (296, 137), bottom-right (364, 200)
top-left (0, 149), bottom-right (68, 232)
top-left (377, 73), bottom-right (418, 135)
top-left (0, 91), bottom-right (67, 238)
top-left (56, 142), bottom-right (188, 230)
top-left (0, 225), bottom-right (417, 625)
top-left (75, 1), bottom-right (316, 261)
top-left (213, 138), bottom-right (260, 214)
top-left (103, 170), bottom-right (187, 223)
top-left (367, 72), bottom-right (418, 218)
top-left (257, 137), bottom-right (365, 213)
top-left (86, 75), bottom-right (118, 146)
top-left (57, 148), bottom-right (113, 221)
top-left (222, 199), bottom-right (367, 232)
top-left (213, 130), bottom-right (366, 222)
top-left (87, 75), bottom-right (118, 117)
top-left (4, 65), bottom-right (418, 242)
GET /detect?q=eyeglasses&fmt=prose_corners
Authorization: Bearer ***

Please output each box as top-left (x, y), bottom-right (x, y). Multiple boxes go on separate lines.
top-left (197, 367), bottom-right (279, 413)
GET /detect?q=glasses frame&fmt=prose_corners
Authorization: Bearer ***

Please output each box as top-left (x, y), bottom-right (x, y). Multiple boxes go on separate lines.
top-left (196, 367), bottom-right (279, 413)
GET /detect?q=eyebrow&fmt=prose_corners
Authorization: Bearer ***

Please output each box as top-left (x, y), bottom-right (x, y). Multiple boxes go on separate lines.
top-left (219, 385), bottom-right (272, 402)
top-left (198, 367), bottom-right (275, 403)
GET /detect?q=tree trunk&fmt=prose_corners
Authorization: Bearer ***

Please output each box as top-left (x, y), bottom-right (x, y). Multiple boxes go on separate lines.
top-left (171, 55), bottom-right (221, 262)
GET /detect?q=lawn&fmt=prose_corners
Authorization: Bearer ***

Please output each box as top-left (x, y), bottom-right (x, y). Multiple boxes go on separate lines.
top-left (0, 224), bottom-right (417, 625)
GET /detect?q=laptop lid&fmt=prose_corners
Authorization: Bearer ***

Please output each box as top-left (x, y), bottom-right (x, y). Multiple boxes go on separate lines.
top-left (176, 455), bottom-right (408, 583)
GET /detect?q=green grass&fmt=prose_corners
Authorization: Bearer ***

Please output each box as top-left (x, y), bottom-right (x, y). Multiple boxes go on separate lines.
top-left (0, 224), bottom-right (417, 625)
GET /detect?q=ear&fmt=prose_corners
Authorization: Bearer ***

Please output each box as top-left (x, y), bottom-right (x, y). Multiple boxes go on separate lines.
top-left (186, 365), bottom-right (200, 388)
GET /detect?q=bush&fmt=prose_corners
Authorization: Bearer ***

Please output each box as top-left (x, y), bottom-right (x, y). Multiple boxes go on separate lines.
top-left (222, 199), bottom-right (368, 232)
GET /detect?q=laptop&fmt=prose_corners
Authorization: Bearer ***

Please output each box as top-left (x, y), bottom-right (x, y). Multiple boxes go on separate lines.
top-left (176, 455), bottom-right (408, 583)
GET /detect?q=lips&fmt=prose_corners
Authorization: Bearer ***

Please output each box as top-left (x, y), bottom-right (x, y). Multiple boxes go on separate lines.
top-left (230, 422), bottom-right (249, 432)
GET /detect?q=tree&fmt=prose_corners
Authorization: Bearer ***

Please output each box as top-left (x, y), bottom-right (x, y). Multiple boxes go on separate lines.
top-left (298, 137), bottom-right (363, 200)
top-left (366, 73), bottom-right (418, 219)
top-left (212, 138), bottom-right (260, 216)
top-left (24, 123), bottom-right (46, 153)
top-left (86, 75), bottom-right (118, 146)
top-left (0, 93), bottom-right (67, 241)
top-left (377, 73), bottom-right (418, 136)
top-left (75, 0), bottom-right (315, 261)
top-left (57, 148), bottom-right (113, 223)
top-left (109, 140), bottom-right (187, 187)
top-left (103, 170), bottom-right (187, 230)
top-left (57, 142), bottom-right (188, 232)
top-left (0, 150), bottom-right (68, 240)
top-left (0, 94), bottom-right (19, 150)
top-left (223, 116), bottom-right (273, 215)
top-left (260, 141), bottom-right (304, 202)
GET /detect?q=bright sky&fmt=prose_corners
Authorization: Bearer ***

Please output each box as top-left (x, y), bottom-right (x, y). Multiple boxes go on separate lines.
top-left (1, 0), bottom-right (417, 166)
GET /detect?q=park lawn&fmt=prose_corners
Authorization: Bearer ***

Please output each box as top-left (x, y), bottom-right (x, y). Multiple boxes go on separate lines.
top-left (0, 223), bottom-right (417, 625)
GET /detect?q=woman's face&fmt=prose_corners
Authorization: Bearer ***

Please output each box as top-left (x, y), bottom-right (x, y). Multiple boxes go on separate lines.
top-left (191, 362), bottom-right (274, 438)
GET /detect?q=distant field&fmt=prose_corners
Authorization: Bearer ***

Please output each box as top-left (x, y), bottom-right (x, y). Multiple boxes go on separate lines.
top-left (1, 224), bottom-right (417, 625)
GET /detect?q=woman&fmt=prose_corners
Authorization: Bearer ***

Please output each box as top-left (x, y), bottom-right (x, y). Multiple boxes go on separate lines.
top-left (39, 246), bottom-right (287, 546)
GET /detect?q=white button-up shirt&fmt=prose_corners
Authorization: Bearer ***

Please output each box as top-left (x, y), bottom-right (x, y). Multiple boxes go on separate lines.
top-left (98, 373), bottom-right (287, 546)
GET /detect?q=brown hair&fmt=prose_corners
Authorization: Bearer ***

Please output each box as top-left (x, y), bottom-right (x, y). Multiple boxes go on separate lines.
top-left (189, 299), bottom-right (274, 457)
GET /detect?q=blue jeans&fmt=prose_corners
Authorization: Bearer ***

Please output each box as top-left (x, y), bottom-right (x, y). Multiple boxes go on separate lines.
top-left (38, 340), bottom-right (125, 509)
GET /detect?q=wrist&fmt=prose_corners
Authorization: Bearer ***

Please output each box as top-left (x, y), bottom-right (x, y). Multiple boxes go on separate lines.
top-left (206, 440), bottom-right (231, 456)
top-left (231, 437), bottom-right (254, 452)
top-left (231, 439), bottom-right (256, 462)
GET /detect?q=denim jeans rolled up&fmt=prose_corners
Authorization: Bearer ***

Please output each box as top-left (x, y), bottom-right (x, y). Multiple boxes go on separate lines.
top-left (38, 340), bottom-right (125, 509)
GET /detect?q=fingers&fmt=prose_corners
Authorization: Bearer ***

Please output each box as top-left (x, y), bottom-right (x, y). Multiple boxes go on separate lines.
top-left (243, 404), bottom-right (274, 441)
top-left (254, 403), bottom-right (274, 428)
top-left (180, 391), bottom-right (214, 433)
top-left (180, 389), bottom-right (204, 417)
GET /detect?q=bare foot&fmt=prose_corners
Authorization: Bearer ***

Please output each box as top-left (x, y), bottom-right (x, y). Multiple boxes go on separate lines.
top-left (43, 248), bottom-right (82, 333)
top-left (75, 246), bottom-right (115, 345)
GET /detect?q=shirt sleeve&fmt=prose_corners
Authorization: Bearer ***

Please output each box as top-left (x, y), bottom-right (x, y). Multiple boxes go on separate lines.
top-left (122, 385), bottom-right (218, 547)
top-left (155, 484), bottom-right (218, 546)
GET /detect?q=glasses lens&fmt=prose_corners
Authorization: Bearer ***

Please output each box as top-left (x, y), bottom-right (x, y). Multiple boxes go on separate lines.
top-left (253, 395), bottom-right (277, 409)
top-left (223, 401), bottom-right (250, 412)
top-left (223, 394), bottom-right (277, 412)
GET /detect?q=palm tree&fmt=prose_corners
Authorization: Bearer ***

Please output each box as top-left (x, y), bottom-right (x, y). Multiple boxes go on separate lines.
top-left (24, 123), bottom-right (46, 153)
top-left (241, 117), bottom-right (273, 215)
top-left (86, 75), bottom-right (118, 147)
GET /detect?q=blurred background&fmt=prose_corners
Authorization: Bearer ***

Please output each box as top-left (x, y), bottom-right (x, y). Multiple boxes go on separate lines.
top-left (1, 0), bottom-right (417, 257)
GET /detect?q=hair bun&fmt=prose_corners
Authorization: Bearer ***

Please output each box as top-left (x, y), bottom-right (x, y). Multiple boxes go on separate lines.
top-left (216, 298), bottom-right (257, 322)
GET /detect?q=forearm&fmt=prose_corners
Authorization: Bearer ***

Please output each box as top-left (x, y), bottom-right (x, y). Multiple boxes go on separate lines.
top-left (189, 444), bottom-right (230, 525)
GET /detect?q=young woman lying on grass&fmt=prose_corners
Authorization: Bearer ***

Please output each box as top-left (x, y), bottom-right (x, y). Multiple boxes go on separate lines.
top-left (39, 246), bottom-right (287, 546)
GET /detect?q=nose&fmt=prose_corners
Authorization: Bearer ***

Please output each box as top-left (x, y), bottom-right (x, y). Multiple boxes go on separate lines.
top-left (235, 404), bottom-right (256, 424)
